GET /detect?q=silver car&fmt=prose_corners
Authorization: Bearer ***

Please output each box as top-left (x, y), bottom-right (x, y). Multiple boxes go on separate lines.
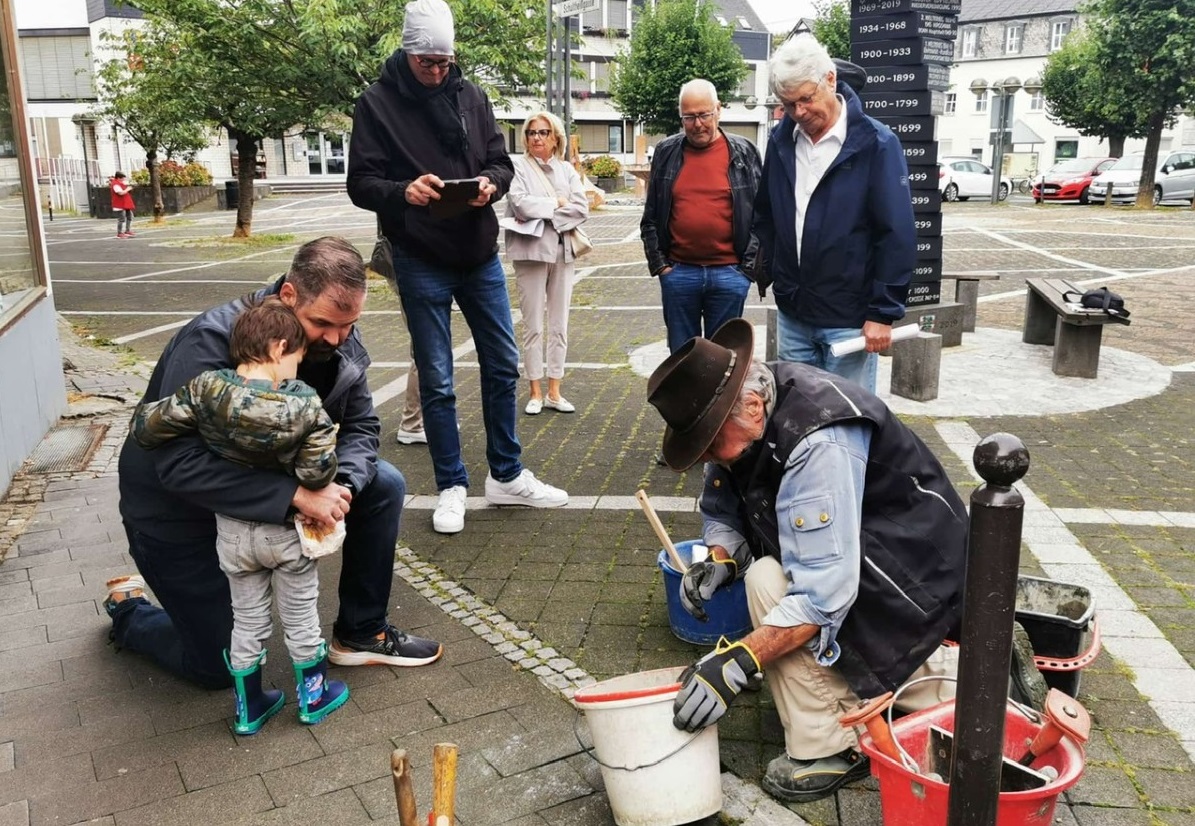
top-left (1089, 150), bottom-right (1195, 205)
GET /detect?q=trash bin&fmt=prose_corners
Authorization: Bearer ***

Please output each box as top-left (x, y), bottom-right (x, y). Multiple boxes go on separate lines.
top-left (225, 179), bottom-right (239, 210)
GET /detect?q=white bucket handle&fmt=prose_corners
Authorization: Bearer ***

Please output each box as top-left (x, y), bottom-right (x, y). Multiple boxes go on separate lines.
top-left (573, 708), bottom-right (705, 772)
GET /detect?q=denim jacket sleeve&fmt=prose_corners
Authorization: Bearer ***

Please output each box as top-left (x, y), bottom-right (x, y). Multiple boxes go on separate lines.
top-left (699, 462), bottom-right (753, 574)
top-left (760, 422), bottom-right (872, 666)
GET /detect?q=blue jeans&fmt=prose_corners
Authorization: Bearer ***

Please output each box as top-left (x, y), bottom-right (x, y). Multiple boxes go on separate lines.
top-left (776, 312), bottom-right (878, 393)
top-left (393, 247), bottom-right (522, 490)
top-left (112, 460), bottom-right (406, 688)
top-left (659, 263), bottom-right (751, 354)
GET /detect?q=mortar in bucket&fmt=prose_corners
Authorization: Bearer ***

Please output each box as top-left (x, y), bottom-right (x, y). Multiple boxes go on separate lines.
top-left (859, 697), bottom-right (1086, 826)
top-left (573, 666), bottom-right (722, 826)
top-left (658, 540), bottom-right (753, 645)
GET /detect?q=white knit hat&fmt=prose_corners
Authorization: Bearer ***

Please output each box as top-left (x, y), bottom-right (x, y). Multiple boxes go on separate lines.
top-left (402, 0), bottom-right (455, 56)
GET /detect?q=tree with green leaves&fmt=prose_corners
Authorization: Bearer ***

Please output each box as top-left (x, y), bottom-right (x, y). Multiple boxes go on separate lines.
top-left (1064, 0), bottom-right (1195, 207)
top-left (120, 0), bottom-right (546, 236)
top-left (609, 0), bottom-right (747, 136)
top-left (1041, 30), bottom-right (1147, 162)
top-left (93, 26), bottom-right (211, 224)
top-left (812, 0), bottom-right (850, 60)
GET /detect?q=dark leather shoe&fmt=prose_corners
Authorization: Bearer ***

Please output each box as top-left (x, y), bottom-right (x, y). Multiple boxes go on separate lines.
top-left (761, 748), bottom-right (870, 803)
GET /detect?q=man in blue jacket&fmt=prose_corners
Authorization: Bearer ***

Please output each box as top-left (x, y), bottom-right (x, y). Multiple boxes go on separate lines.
top-left (108, 237), bottom-right (442, 689)
top-left (749, 35), bottom-right (915, 392)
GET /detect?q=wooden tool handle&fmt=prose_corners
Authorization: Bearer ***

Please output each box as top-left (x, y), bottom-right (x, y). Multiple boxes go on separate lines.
top-left (636, 489), bottom-right (688, 573)
top-left (391, 749), bottom-right (418, 826)
top-left (431, 742), bottom-right (459, 824)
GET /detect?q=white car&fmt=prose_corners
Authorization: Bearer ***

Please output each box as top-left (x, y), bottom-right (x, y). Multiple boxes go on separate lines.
top-left (938, 157), bottom-right (1012, 202)
top-left (1089, 150), bottom-right (1195, 205)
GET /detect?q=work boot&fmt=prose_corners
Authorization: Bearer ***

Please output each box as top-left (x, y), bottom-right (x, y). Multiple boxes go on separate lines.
top-left (293, 641), bottom-right (350, 725)
top-left (761, 748), bottom-right (871, 803)
top-left (1009, 621), bottom-right (1049, 711)
top-left (224, 649), bottom-right (285, 736)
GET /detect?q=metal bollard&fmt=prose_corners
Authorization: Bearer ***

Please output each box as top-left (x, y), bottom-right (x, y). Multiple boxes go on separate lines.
top-left (946, 433), bottom-right (1030, 826)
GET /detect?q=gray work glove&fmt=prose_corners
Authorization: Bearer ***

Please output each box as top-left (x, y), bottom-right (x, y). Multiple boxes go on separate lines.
top-left (680, 556), bottom-right (738, 622)
top-left (672, 639), bottom-right (761, 732)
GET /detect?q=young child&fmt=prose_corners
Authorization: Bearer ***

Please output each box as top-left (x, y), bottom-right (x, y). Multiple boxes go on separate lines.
top-left (110, 172), bottom-right (135, 238)
top-left (127, 296), bottom-right (350, 734)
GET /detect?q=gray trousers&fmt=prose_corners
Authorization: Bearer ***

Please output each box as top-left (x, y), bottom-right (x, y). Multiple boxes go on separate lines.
top-left (216, 514), bottom-right (323, 669)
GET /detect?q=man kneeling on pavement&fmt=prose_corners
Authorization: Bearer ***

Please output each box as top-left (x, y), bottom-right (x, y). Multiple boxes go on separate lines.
top-left (646, 318), bottom-right (968, 803)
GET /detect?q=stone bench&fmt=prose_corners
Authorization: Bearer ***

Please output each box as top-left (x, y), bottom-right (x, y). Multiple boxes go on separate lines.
top-left (1022, 277), bottom-right (1129, 378)
top-left (944, 271), bottom-right (1000, 332)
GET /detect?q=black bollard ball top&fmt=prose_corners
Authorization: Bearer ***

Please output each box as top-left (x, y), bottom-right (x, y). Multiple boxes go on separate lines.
top-left (972, 433), bottom-right (1030, 486)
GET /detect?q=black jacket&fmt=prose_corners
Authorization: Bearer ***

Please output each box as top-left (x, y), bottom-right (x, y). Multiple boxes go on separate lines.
top-left (347, 50), bottom-right (515, 269)
top-left (118, 278), bottom-right (380, 541)
top-left (728, 362), bottom-right (968, 697)
top-left (640, 129), bottom-right (762, 277)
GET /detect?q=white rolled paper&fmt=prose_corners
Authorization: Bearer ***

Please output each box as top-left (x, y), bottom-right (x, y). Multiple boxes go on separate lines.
top-left (828, 323), bottom-right (923, 357)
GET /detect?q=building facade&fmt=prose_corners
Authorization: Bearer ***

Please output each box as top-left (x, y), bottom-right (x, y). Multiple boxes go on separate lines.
top-left (937, 0), bottom-right (1195, 176)
top-left (1, 0), bottom-right (65, 495)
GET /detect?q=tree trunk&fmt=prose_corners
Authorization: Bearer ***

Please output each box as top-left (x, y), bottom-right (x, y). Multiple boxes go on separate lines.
top-left (147, 150), bottom-right (165, 224)
top-left (1107, 134), bottom-right (1125, 159)
top-left (231, 129), bottom-right (260, 237)
top-left (1135, 111), bottom-right (1165, 209)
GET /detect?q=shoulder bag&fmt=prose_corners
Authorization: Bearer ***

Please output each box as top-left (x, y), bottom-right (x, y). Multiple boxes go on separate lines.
top-left (524, 155), bottom-right (592, 257)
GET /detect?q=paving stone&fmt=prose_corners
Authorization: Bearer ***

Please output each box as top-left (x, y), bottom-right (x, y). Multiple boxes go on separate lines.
top-left (176, 724), bottom-right (324, 791)
top-left (451, 762), bottom-right (593, 826)
top-left (0, 699), bottom-right (80, 742)
top-left (535, 793), bottom-right (613, 826)
top-left (480, 726), bottom-right (586, 778)
top-left (261, 742), bottom-right (393, 807)
top-left (309, 697), bottom-right (441, 755)
top-left (0, 745), bottom-right (9, 775)
top-left (114, 774), bottom-right (274, 825)
top-left (0, 628), bottom-right (47, 653)
top-left (0, 801), bottom-right (27, 826)
top-left (0, 660), bottom-right (60, 695)
top-left (26, 763), bottom-right (183, 826)
top-left (1067, 764), bottom-right (1144, 807)
top-left (1071, 805), bottom-right (1155, 825)
top-left (90, 721), bottom-right (228, 782)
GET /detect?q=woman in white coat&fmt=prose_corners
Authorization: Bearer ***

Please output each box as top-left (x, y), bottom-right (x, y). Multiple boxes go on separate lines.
top-left (504, 111), bottom-right (590, 415)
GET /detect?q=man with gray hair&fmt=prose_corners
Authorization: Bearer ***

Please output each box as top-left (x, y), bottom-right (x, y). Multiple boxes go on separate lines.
top-left (348, 0), bottom-right (569, 534)
top-left (641, 78), bottom-right (762, 354)
top-left (747, 34), bottom-right (915, 392)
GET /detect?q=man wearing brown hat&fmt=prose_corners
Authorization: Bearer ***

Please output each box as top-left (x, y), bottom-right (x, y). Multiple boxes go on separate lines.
top-left (646, 318), bottom-right (966, 802)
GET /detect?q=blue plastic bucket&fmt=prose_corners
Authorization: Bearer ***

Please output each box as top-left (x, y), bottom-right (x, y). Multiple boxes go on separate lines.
top-left (658, 540), bottom-right (753, 645)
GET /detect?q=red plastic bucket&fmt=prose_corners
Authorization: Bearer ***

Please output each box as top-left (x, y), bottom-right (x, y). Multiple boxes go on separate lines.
top-left (860, 699), bottom-right (1085, 826)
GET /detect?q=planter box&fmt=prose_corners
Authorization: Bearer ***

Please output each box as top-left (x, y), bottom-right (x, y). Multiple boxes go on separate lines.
top-left (91, 185), bottom-right (218, 218)
top-left (593, 176), bottom-right (621, 194)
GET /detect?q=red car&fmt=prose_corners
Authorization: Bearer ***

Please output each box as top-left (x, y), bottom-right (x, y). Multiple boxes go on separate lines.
top-left (1032, 157), bottom-right (1117, 204)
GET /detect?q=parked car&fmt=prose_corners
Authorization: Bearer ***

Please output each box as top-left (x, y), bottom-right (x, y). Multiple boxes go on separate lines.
top-left (938, 157), bottom-right (1013, 202)
top-left (1032, 157), bottom-right (1117, 204)
top-left (1089, 150), bottom-right (1195, 205)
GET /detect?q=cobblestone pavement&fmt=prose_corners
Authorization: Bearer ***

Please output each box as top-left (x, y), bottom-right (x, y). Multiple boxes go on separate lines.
top-left (1, 196), bottom-right (1193, 825)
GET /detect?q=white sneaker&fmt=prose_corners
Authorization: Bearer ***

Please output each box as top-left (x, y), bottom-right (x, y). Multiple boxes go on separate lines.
top-left (484, 470), bottom-right (568, 508)
top-left (396, 428), bottom-right (428, 445)
top-left (433, 486), bottom-right (467, 533)
top-left (544, 396), bottom-right (575, 413)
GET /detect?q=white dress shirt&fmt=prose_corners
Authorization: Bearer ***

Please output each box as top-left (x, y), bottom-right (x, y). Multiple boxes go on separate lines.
top-left (793, 95), bottom-right (848, 264)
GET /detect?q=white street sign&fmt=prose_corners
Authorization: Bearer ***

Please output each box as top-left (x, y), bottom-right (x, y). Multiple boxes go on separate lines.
top-left (552, 0), bottom-right (600, 17)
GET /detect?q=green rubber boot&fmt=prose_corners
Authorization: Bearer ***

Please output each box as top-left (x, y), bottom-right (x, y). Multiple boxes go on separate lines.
top-left (224, 649), bottom-right (285, 736)
top-left (293, 641), bottom-right (350, 725)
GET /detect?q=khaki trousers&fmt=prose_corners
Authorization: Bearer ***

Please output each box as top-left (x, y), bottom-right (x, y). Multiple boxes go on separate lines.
top-left (745, 556), bottom-right (959, 759)
top-left (401, 347), bottom-right (423, 433)
top-left (514, 249), bottom-right (574, 381)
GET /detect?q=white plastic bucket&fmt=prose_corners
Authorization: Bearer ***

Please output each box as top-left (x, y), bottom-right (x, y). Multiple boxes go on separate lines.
top-left (573, 666), bottom-right (722, 826)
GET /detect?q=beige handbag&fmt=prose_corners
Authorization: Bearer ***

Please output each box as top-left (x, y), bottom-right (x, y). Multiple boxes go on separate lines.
top-left (525, 155), bottom-right (592, 257)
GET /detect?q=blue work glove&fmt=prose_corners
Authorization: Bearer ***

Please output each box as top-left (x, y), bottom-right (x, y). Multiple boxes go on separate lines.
top-left (672, 638), bottom-right (761, 732)
top-left (680, 556), bottom-right (738, 622)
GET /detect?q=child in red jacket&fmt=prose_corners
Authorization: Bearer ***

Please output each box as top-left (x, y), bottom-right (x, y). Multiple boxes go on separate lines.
top-left (110, 172), bottom-right (135, 238)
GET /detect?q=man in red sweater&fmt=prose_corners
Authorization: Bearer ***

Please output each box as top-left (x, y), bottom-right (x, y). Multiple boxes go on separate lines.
top-left (110, 172), bottom-right (135, 238)
top-left (640, 79), bottom-right (763, 353)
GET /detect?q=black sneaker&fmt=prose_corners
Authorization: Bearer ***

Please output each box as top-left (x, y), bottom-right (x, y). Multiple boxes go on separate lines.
top-left (328, 624), bottom-right (443, 667)
top-left (1009, 621), bottom-right (1049, 711)
top-left (761, 748), bottom-right (871, 803)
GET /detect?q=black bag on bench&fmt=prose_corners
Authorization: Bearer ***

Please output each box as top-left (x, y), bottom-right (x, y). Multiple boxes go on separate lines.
top-left (1063, 286), bottom-right (1131, 324)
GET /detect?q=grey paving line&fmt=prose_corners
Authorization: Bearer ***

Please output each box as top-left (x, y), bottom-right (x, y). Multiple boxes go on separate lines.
top-left (390, 546), bottom-right (811, 826)
top-left (935, 421), bottom-right (1195, 763)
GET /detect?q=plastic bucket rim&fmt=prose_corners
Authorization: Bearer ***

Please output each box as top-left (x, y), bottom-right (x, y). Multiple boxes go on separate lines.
top-left (573, 681), bottom-right (683, 705)
top-left (572, 666), bottom-right (686, 707)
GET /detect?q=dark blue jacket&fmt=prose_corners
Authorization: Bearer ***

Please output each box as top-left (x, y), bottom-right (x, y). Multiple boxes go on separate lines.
top-left (748, 83), bottom-right (915, 327)
top-left (118, 277), bottom-right (380, 541)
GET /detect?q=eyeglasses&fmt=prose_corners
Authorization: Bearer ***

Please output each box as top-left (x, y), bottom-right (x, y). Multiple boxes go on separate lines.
top-left (680, 111), bottom-right (716, 126)
top-left (779, 81), bottom-right (826, 112)
top-left (415, 56), bottom-right (454, 70)
top-left (525, 129), bottom-right (552, 138)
